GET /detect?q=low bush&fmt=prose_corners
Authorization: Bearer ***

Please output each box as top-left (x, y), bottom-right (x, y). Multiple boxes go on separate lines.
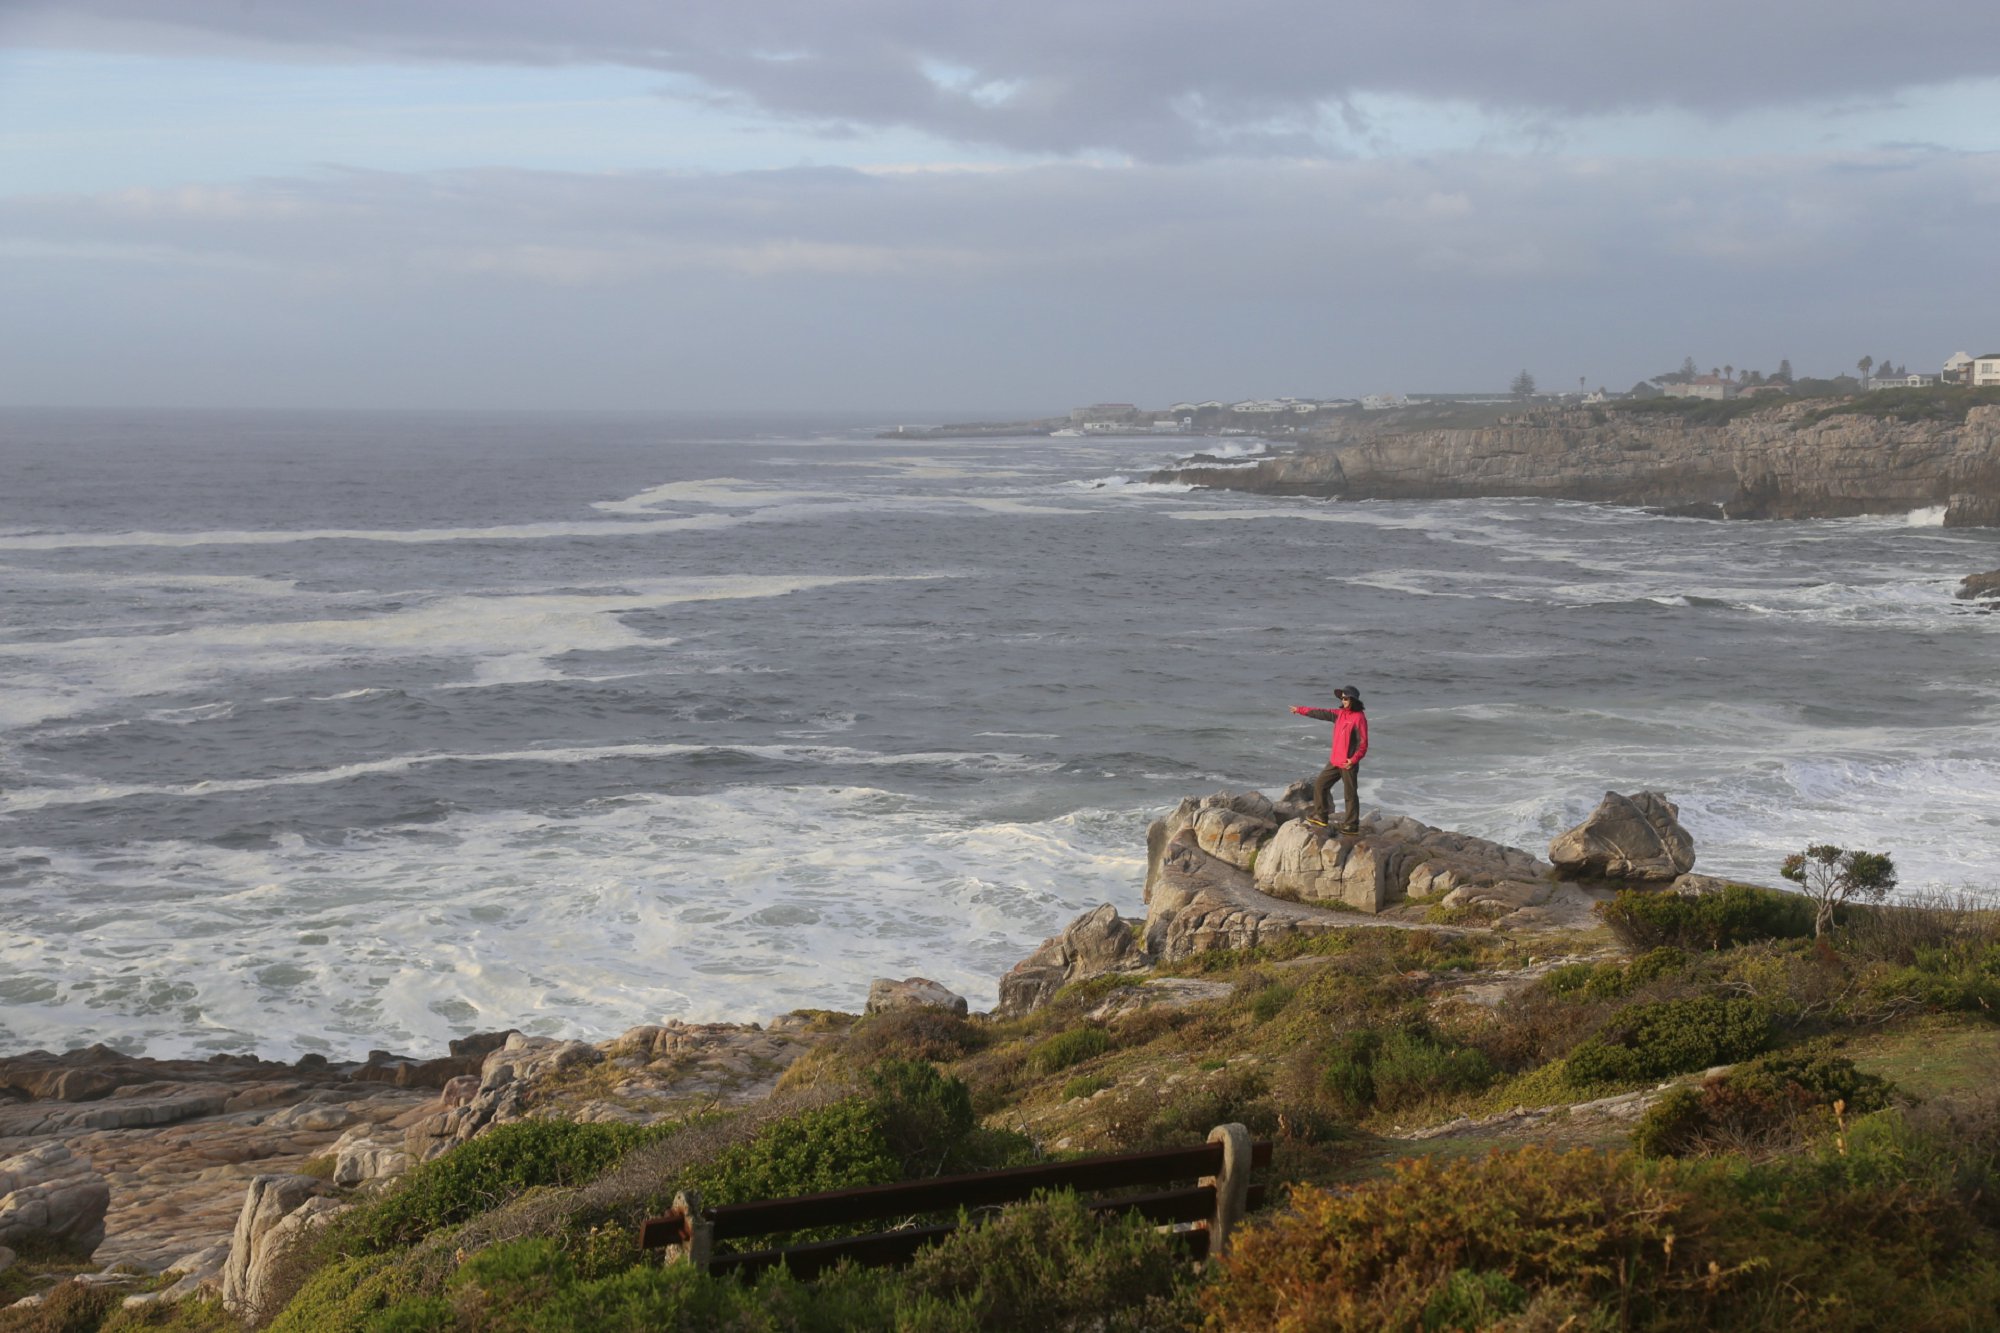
top-left (1564, 995), bottom-right (1774, 1087)
top-left (840, 1006), bottom-right (988, 1066)
top-left (1633, 1044), bottom-right (1898, 1157)
top-left (1204, 1141), bottom-right (2000, 1331)
top-left (1599, 883), bottom-right (1814, 953)
top-left (1245, 981), bottom-right (1294, 1023)
top-left (1027, 1027), bottom-right (1110, 1077)
top-left (0, 1279), bottom-right (120, 1333)
top-left (1318, 1026), bottom-right (1498, 1117)
top-left (358, 1191), bottom-right (1195, 1332)
top-left (337, 1119), bottom-right (680, 1254)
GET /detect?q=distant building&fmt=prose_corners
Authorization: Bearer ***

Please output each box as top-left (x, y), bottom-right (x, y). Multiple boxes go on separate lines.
top-left (1070, 403), bottom-right (1136, 424)
top-left (1973, 355), bottom-right (2000, 387)
top-left (1360, 393), bottom-right (1407, 411)
top-left (1865, 373), bottom-right (1936, 391)
top-left (1664, 375), bottom-right (1736, 400)
top-left (1943, 352), bottom-right (1975, 385)
top-left (1149, 419), bottom-right (1188, 433)
top-left (1167, 402), bottom-right (1197, 414)
top-left (1737, 384), bottom-right (1790, 398)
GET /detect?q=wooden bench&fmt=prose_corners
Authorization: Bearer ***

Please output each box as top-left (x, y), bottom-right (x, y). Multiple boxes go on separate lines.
top-left (639, 1123), bottom-right (1271, 1279)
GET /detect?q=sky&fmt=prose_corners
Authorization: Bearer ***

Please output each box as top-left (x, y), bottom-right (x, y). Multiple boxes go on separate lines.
top-left (1, 3), bottom-right (1997, 413)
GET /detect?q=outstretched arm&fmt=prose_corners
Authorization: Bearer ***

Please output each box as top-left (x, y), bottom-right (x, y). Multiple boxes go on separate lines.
top-left (1292, 706), bottom-right (1338, 722)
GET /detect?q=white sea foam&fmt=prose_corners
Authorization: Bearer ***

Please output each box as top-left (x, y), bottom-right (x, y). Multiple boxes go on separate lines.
top-left (0, 515), bottom-right (741, 551)
top-left (1904, 505), bottom-right (1950, 527)
top-left (0, 741), bottom-right (1052, 815)
top-left (0, 790), bottom-right (1149, 1059)
top-left (0, 573), bottom-right (950, 728)
top-left (1069, 475), bottom-right (1195, 494)
top-left (592, 479), bottom-right (829, 513)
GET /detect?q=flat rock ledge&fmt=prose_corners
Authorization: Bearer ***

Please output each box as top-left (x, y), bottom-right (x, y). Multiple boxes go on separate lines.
top-left (996, 782), bottom-right (1610, 1016)
top-left (0, 1016), bottom-right (829, 1298)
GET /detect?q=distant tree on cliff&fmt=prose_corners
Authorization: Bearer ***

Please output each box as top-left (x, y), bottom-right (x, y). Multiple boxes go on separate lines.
top-left (1776, 359), bottom-right (1794, 383)
top-left (1780, 844), bottom-right (1897, 939)
top-left (1724, 364), bottom-right (1734, 381)
top-left (1511, 370), bottom-right (1537, 400)
top-left (1858, 356), bottom-right (1874, 382)
top-left (1628, 381), bottom-right (1663, 398)
top-left (1680, 356), bottom-right (1698, 381)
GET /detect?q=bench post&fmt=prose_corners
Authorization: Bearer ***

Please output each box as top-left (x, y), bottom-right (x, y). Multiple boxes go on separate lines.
top-left (1202, 1124), bottom-right (1252, 1260)
top-left (664, 1189), bottom-right (712, 1269)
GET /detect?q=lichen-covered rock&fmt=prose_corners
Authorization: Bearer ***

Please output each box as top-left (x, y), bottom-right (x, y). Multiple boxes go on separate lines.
top-left (330, 1124), bottom-right (410, 1187)
top-left (1549, 791), bottom-right (1696, 882)
top-left (864, 977), bottom-right (970, 1017)
top-left (0, 1143), bottom-right (110, 1256)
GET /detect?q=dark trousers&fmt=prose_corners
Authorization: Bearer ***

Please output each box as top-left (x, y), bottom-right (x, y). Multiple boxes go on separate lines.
top-left (1311, 762), bottom-right (1360, 827)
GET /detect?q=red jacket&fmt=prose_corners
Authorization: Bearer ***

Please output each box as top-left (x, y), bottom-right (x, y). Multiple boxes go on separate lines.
top-left (1293, 704), bottom-right (1369, 766)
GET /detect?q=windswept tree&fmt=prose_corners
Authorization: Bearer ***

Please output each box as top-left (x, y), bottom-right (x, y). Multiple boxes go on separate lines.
top-left (1776, 359), bottom-right (1794, 383)
top-left (1680, 356), bottom-right (1698, 381)
top-left (1511, 369), bottom-right (1537, 400)
top-left (1780, 844), bottom-right (1898, 938)
top-left (1858, 356), bottom-right (1874, 382)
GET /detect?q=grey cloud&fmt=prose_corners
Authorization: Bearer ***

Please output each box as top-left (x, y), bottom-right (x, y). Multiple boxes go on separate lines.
top-left (2, 151), bottom-right (1994, 410)
top-left (9, 3), bottom-right (2000, 160)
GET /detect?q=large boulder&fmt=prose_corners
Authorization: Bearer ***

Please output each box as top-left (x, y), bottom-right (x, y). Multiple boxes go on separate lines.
top-left (221, 1176), bottom-right (345, 1320)
top-left (1253, 821), bottom-right (1395, 913)
top-left (1145, 791), bottom-right (1279, 900)
top-left (0, 1143), bottom-right (110, 1257)
top-left (1548, 791), bottom-right (1696, 882)
top-left (1957, 569), bottom-right (2000, 601)
top-left (994, 903), bottom-right (1145, 1016)
top-left (865, 977), bottom-right (970, 1017)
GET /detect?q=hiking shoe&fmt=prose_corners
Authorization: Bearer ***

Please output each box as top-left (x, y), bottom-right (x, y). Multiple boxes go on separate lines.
top-left (1304, 816), bottom-right (1328, 828)
top-left (1336, 824), bottom-right (1361, 836)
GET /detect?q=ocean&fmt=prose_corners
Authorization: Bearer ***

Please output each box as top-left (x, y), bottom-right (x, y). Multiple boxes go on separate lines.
top-left (3, 408), bottom-right (1997, 1060)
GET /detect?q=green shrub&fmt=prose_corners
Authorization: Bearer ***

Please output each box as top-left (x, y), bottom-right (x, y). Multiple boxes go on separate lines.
top-left (1420, 1268), bottom-right (1528, 1330)
top-left (1317, 1027), bottom-right (1496, 1117)
top-left (1633, 1044), bottom-right (1896, 1158)
top-left (1802, 384), bottom-right (2000, 426)
top-left (336, 1119), bottom-right (677, 1254)
top-left (1565, 996), bottom-right (1774, 1087)
top-left (265, 1255), bottom-right (415, 1333)
top-left (1247, 982), bottom-right (1294, 1023)
top-left (377, 1192), bottom-right (1194, 1332)
top-left (1027, 1027), bottom-right (1110, 1077)
top-left (900, 1190), bottom-right (1200, 1332)
top-left (1062, 1075), bottom-right (1110, 1101)
top-left (1598, 883), bottom-right (1814, 953)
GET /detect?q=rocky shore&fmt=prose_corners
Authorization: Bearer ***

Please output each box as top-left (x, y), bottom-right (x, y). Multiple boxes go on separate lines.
top-left (0, 780), bottom-right (1711, 1316)
top-left (1157, 403), bottom-right (2000, 526)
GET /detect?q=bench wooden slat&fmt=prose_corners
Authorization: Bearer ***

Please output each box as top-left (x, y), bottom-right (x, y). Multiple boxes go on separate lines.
top-left (704, 1139), bottom-right (1270, 1241)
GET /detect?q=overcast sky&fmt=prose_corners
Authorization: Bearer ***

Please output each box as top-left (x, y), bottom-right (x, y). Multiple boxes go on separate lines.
top-left (2, 3), bottom-right (1997, 413)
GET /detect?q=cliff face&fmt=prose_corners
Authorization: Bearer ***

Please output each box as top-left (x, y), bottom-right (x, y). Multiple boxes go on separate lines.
top-left (1166, 405), bottom-right (2000, 525)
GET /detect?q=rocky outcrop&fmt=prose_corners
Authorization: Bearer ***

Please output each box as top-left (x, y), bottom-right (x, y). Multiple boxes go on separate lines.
top-left (1958, 569), bottom-right (2000, 602)
top-left (995, 904), bottom-right (1148, 1017)
top-left (1001, 787), bottom-right (1589, 1015)
top-left (865, 978), bottom-right (970, 1017)
top-left (1161, 404), bottom-right (2000, 526)
top-left (1549, 791), bottom-right (1697, 883)
top-left (219, 1175), bottom-right (342, 1320)
top-left (0, 1143), bottom-right (110, 1256)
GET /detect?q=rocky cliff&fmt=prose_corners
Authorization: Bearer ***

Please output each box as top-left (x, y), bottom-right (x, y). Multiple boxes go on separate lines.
top-left (1162, 404), bottom-right (2000, 525)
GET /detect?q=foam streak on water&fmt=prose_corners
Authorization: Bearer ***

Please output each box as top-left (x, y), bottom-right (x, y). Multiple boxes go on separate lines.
top-left (2, 409), bottom-right (1997, 1058)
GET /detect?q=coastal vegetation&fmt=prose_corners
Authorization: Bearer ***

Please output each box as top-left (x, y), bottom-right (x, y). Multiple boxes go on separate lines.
top-left (11, 881), bottom-right (2000, 1330)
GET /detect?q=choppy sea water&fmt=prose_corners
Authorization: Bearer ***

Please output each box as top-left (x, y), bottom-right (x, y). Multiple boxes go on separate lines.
top-left (3, 408), bottom-right (1997, 1059)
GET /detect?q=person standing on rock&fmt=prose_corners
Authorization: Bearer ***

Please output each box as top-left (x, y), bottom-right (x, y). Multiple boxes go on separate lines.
top-left (1292, 686), bottom-right (1368, 834)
